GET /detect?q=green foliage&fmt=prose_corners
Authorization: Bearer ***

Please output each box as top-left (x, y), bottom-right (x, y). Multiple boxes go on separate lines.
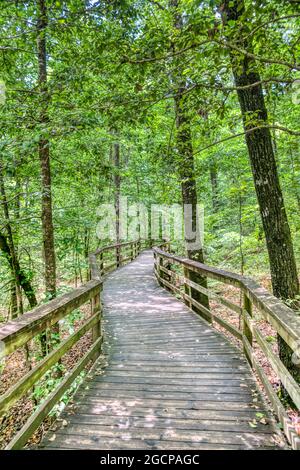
top-left (0, 0), bottom-right (299, 318)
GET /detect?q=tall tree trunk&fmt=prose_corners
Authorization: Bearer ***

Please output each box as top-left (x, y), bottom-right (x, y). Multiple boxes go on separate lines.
top-left (209, 159), bottom-right (219, 213)
top-left (220, 0), bottom-right (300, 388)
top-left (37, 0), bottom-right (59, 355)
top-left (170, 0), bottom-right (209, 314)
top-left (37, 0), bottom-right (56, 300)
top-left (84, 227), bottom-right (90, 282)
top-left (113, 139), bottom-right (121, 266)
top-left (9, 281), bottom-right (18, 320)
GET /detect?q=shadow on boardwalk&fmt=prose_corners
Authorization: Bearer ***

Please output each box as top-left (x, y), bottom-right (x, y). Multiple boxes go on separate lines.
top-left (40, 250), bottom-right (285, 450)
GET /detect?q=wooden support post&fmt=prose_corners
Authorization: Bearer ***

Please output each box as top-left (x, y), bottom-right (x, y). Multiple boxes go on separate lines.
top-left (92, 290), bottom-right (102, 358)
top-left (116, 245), bottom-right (121, 268)
top-left (183, 267), bottom-right (192, 308)
top-left (243, 292), bottom-right (253, 367)
top-left (158, 255), bottom-right (164, 286)
top-left (99, 252), bottom-right (104, 276)
top-left (131, 243), bottom-right (134, 261)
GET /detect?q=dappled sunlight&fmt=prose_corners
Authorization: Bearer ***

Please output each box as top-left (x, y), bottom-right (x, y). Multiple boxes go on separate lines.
top-left (43, 251), bottom-right (282, 450)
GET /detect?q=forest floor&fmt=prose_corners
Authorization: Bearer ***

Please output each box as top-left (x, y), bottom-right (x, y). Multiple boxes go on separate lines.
top-left (0, 279), bottom-right (93, 449)
top-left (0, 272), bottom-right (300, 449)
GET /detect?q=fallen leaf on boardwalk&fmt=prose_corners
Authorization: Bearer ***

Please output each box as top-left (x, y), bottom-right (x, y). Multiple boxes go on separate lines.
top-left (259, 418), bottom-right (267, 425)
top-left (48, 434), bottom-right (56, 442)
top-left (62, 420), bottom-right (68, 427)
top-left (248, 420), bottom-right (257, 428)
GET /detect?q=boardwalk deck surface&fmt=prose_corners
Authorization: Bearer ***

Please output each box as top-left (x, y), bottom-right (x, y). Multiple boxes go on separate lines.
top-left (41, 251), bottom-right (283, 450)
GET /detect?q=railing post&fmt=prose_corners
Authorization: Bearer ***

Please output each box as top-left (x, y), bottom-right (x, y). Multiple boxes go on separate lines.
top-left (243, 292), bottom-right (253, 367)
top-left (158, 255), bottom-right (164, 286)
top-left (116, 245), bottom-right (121, 268)
top-left (92, 289), bottom-right (102, 358)
top-left (183, 267), bottom-right (192, 309)
top-left (131, 242), bottom-right (134, 261)
top-left (99, 252), bottom-right (104, 277)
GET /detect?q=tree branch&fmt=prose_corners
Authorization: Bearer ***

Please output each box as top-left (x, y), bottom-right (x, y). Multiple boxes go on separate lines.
top-left (193, 125), bottom-right (300, 156)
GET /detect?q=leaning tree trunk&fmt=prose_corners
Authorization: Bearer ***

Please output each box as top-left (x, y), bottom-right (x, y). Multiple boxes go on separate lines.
top-left (37, 0), bottom-right (59, 355)
top-left (0, 231), bottom-right (37, 310)
top-left (0, 165), bottom-right (23, 316)
top-left (220, 0), bottom-right (300, 388)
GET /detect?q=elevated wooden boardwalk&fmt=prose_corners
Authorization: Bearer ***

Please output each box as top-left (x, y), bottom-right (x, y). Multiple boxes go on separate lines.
top-left (40, 250), bottom-right (282, 450)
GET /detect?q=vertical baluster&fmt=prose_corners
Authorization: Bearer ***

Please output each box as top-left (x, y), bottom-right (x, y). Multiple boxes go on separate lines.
top-left (183, 267), bottom-right (192, 308)
top-left (116, 245), bottom-right (120, 268)
top-left (131, 242), bottom-right (134, 261)
top-left (99, 252), bottom-right (104, 277)
top-left (158, 255), bottom-right (164, 286)
top-left (243, 292), bottom-right (253, 367)
top-left (92, 288), bottom-right (102, 358)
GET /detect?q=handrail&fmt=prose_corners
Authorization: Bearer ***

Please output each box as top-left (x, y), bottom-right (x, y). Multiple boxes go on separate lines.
top-left (153, 244), bottom-right (300, 450)
top-left (0, 238), bottom-right (150, 450)
top-left (154, 247), bottom-right (300, 352)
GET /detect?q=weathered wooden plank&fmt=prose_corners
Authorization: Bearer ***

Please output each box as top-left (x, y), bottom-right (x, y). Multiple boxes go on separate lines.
top-left (184, 275), bottom-right (242, 315)
top-left (6, 337), bottom-right (103, 450)
top-left (75, 396), bottom-right (267, 412)
top-left (43, 424), bottom-right (277, 447)
top-left (91, 375), bottom-right (252, 386)
top-left (85, 381), bottom-right (252, 394)
top-left (0, 280), bottom-right (102, 358)
top-left (252, 356), bottom-right (300, 450)
top-left (212, 313), bottom-right (242, 340)
top-left (38, 250), bottom-right (283, 451)
top-left (77, 389), bottom-right (259, 402)
top-left (56, 414), bottom-right (274, 434)
top-left (41, 436), bottom-right (251, 450)
top-left (0, 313), bottom-right (99, 417)
top-left (154, 247), bottom-right (300, 352)
top-left (69, 403), bottom-right (263, 420)
top-left (253, 326), bottom-right (300, 409)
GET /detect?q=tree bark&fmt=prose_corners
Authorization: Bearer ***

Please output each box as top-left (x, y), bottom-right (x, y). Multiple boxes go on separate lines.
top-left (112, 138), bottom-right (121, 266)
top-left (0, 231), bottom-right (37, 309)
top-left (220, 0), bottom-right (300, 388)
top-left (37, 0), bottom-right (59, 356)
top-left (209, 160), bottom-right (219, 213)
top-left (37, 0), bottom-right (56, 300)
top-left (170, 0), bottom-right (209, 313)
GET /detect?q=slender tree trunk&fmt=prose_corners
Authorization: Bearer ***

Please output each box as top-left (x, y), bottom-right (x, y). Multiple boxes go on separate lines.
top-left (84, 227), bottom-right (90, 282)
top-left (37, 0), bottom-right (56, 300)
top-left (170, 0), bottom-right (209, 313)
top-left (209, 160), bottom-right (219, 213)
top-left (220, 0), bottom-right (300, 387)
top-left (37, 0), bottom-right (59, 356)
top-left (113, 141), bottom-right (121, 243)
top-left (113, 139), bottom-right (121, 266)
top-left (0, 231), bottom-right (37, 309)
top-left (0, 166), bottom-right (23, 316)
top-left (9, 281), bottom-right (18, 320)
top-left (288, 149), bottom-right (300, 213)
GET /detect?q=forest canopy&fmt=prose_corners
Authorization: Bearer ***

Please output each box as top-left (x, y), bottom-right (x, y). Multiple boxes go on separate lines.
top-left (1, 0), bottom-right (299, 317)
top-left (0, 0), bottom-right (300, 452)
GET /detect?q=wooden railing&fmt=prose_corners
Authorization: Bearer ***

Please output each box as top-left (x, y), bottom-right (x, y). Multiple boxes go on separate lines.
top-left (0, 239), bottom-right (148, 450)
top-left (153, 244), bottom-right (300, 450)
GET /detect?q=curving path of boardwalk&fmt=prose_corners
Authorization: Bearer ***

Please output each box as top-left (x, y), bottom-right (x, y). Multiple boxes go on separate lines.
top-left (41, 250), bottom-right (283, 450)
